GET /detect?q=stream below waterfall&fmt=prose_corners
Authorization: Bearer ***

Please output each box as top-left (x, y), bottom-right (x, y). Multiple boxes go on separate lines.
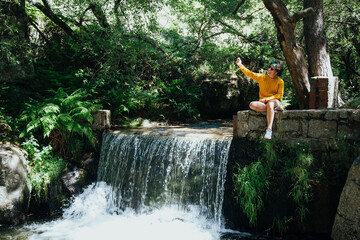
top-left (0, 133), bottom-right (273, 240)
top-left (0, 182), bottom-right (267, 240)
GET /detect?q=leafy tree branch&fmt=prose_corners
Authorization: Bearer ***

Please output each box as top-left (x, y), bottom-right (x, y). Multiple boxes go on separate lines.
top-left (88, 0), bottom-right (110, 29)
top-left (27, 0), bottom-right (78, 41)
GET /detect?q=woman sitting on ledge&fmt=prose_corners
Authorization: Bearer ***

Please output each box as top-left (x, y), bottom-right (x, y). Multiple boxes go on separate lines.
top-left (236, 57), bottom-right (284, 140)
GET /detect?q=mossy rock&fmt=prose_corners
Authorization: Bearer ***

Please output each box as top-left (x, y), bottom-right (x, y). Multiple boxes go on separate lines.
top-left (0, 123), bottom-right (12, 141)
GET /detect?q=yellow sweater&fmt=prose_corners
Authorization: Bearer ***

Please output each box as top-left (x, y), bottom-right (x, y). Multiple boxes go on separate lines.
top-left (239, 65), bottom-right (284, 102)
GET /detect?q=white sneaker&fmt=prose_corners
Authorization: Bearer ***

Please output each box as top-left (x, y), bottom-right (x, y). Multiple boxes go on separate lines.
top-left (274, 105), bottom-right (284, 112)
top-left (264, 129), bottom-right (272, 139)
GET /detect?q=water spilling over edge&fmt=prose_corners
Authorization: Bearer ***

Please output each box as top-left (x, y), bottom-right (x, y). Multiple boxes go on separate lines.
top-left (1, 133), bottom-right (266, 240)
top-left (97, 133), bottom-right (231, 229)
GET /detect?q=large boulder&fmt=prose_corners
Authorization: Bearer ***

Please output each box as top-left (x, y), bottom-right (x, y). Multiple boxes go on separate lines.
top-left (0, 142), bottom-right (31, 225)
top-left (331, 156), bottom-right (360, 240)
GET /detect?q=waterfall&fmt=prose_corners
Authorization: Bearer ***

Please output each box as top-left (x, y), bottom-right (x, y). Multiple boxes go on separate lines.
top-left (14, 132), bottom-right (235, 240)
top-left (97, 133), bottom-right (231, 228)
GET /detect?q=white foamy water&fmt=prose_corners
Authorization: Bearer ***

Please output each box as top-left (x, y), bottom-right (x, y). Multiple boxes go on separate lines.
top-left (24, 182), bottom-right (220, 240)
top-left (1, 133), bottom-right (248, 240)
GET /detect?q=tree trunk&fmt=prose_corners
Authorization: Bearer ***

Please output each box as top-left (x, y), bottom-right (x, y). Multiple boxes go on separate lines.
top-left (19, 0), bottom-right (29, 39)
top-left (261, 0), bottom-right (314, 109)
top-left (304, 0), bottom-right (333, 77)
top-left (304, 0), bottom-right (344, 107)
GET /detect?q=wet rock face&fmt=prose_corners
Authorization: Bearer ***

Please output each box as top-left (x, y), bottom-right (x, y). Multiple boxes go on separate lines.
top-left (61, 152), bottom-right (99, 196)
top-left (0, 143), bottom-right (31, 225)
top-left (331, 156), bottom-right (360, 240)
top-left (61, 167), bottom-right (87, 195)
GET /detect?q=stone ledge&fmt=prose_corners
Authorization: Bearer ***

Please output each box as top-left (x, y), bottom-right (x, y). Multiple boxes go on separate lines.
top-left (234, 109), bottom-right (360, 147)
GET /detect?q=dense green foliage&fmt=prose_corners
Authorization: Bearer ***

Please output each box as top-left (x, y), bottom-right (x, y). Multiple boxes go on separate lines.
top-left (1, 0), bottom-right (359, 132)
top-left (22, 136), bottom-right (67, 201)
top-left (19, 88), bottom-right (101, 157)
top-left (325, 0), bottom-right (360, 101)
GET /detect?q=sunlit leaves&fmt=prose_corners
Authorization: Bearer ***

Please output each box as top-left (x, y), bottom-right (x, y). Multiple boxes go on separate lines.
top-left (325, 0), bottom-right (360, 100)
top-left (22, 136), bottom-right (67, 201)
top-left (19, 88), bottom-right (101, 157)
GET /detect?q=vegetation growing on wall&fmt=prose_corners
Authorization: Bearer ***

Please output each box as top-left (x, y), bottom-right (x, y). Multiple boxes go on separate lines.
top-left (233, 140), bottom-right (314, 233)
top-left (233, 135), bottom-right (360, 234)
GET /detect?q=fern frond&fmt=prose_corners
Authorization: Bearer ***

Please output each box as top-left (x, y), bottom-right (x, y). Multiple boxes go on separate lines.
top-left (70, 106), bottom-right (92, 122)
top-left (61, 89), bottom-right (89, 112)
top-left (26, 118), bottom-right (42, 133)
top-left (40, 103), bottom-right (60, 115)
top-left (50, 87), bottom-right (67, 99)
top-left (40, 113), bottom-right (57, 137)
top-left (82, 126), bottom-right (94, 145)
top-left (57, 113), bottom-right (76, 131)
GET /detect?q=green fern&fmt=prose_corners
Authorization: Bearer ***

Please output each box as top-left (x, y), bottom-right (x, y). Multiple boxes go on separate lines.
top-left (19, 88), bottom-right (101, 157)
